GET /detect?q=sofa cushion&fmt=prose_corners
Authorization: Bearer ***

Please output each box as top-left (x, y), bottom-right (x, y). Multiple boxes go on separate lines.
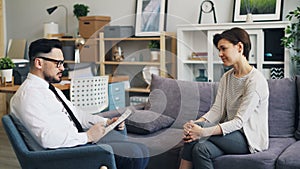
top-left (125, 109), bottom-right (175, 134)
top-left (145, 75), bottom-right (218, 128)
top-left (267, 78), bottom-right (297, 137)
top-left (127, 127), bottom-right (184, 160)
top-left (10, 114), bottom-right (45, 151)
top-left (213, 137), bottom-right (296, 169)
top-left (276, 141), bottom-right (300, 169)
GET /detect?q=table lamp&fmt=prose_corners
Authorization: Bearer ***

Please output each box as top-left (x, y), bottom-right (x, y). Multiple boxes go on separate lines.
top-left (46, 5), bottom-right (72, 38)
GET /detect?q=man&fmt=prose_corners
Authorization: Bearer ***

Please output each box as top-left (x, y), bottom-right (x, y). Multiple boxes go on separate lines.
top-left (10, 38), bottom-right (148, 169)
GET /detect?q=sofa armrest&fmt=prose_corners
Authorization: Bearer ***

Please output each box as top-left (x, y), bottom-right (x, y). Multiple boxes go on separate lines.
top-left (26, 144), bottom-right (117, 169)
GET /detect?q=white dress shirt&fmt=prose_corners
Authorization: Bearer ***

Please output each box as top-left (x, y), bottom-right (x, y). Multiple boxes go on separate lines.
top-left (10, 73), bottom-right (107, 149)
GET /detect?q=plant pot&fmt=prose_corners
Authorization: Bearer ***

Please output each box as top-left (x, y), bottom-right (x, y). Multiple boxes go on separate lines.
top-left (0, 69), bottom-right (13, 82)
top-left (150, 50), bottom-right (160, 61)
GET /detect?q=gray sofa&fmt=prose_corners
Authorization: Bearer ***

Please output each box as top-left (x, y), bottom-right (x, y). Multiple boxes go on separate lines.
top-left (102, 74), bottom-right (300, 169)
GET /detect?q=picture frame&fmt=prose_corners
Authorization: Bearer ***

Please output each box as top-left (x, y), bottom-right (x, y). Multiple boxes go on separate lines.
top-left (233, 0), bottom-right (283, 22)
top-left (135, 0), bottom-right (167, 36)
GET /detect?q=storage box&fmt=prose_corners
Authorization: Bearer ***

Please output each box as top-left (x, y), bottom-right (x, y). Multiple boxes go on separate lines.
top-left (79, 39), bottom-right (99, 62)
top-left (104, 26), bottom-right (134, 38)
top-left (79, 16), bottom-right (111, 38)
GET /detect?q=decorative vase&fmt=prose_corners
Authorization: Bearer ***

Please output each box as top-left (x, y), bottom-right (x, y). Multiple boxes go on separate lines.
top-left (195, 69), bottom-right (208, 82)
top-left (0, 69), bottom-right (13, 82)
top-left (246, 13), bottom-right (253, 23)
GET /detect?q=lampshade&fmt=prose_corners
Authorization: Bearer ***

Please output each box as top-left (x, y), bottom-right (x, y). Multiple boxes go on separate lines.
top-left (46, 6), bottom-right (58, 15)
top-left (46, 5), bottom-right (70, 36)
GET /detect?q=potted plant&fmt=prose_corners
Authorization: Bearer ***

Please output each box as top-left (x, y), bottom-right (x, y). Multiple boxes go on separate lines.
top-left (73, 4), bottom-right (90, 20)
top-left (281, 6), bottom-right (300, 75)
top-left (148, 40), bottom-right (160, 61)
top-left (0, 56), bottom-right (16, 83)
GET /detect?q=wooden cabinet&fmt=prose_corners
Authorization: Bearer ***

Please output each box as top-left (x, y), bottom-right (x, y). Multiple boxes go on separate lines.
top-left (177, 22), bottom-right (290, 82)
top-left (99, 31), bottom-right (177, 93)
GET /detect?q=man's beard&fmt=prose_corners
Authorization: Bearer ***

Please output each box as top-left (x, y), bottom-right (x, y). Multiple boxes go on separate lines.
top-left (44, 72), bottom-right (62, 83)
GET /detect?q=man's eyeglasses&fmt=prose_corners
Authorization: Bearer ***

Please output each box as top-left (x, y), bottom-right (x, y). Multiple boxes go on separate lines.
top-left (36, 56), bottom-right (64, 68)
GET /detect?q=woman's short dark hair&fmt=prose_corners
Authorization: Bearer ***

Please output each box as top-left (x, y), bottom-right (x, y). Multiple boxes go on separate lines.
top-left (28, 38), bottom-right (62, 64)
top-left (213, 27), bottom-right (251, 60)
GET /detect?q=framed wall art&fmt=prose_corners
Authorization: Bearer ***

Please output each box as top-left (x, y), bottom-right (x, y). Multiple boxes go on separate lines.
top-left (135, 0), bottom-right (167, 36)
top-left (233, 0), bottom-right (283, 22)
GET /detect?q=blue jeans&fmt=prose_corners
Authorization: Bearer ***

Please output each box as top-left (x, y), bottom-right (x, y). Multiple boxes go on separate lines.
top-left (181, 122), bottom-right (249, 169)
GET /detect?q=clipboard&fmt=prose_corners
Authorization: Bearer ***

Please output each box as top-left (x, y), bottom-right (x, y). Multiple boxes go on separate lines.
top-left (103, 108), bottom-right (133, 136)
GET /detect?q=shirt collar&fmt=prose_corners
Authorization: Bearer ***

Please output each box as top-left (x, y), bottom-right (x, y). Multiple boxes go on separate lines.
top-left (27, 73), bottom-right (50, 88)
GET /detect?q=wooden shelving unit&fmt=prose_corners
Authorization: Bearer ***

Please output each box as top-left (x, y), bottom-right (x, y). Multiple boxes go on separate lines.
top-left (177, 22), bottom-right (290, 82)
top-left (99, 31), bottom-right (177, 93)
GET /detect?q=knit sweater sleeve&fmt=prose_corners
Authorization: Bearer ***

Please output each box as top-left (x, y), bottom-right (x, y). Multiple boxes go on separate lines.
top-left (202, 71), bottom-right (228, 124)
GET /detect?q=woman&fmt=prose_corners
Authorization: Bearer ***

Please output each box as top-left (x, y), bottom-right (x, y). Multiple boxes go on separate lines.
top-left (179, 27), bottom-right (269, 169)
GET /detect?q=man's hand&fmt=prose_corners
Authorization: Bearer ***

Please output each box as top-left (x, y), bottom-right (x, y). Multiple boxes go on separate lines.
top-left (107, 117), bottom-right (125, 130)
top-left (87, 122), bottom-right (106, 143)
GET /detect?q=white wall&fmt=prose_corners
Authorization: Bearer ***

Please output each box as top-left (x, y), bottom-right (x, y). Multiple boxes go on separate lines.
top-left (4, 0), bottom-right (300, 45)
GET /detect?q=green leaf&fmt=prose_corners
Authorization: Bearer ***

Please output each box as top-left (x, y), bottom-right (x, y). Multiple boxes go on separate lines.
top-left (0, 57), bottom-right (16, 70)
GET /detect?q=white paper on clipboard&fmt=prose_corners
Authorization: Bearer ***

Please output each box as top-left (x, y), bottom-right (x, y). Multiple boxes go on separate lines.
top-left (103, 108), bottom-right (133, 136)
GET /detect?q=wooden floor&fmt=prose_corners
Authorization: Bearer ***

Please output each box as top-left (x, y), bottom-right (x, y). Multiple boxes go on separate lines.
top-left (0, 125), bottom-right (21, 169)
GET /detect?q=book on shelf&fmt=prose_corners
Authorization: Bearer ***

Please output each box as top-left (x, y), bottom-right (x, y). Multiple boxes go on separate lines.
top-left (189, 52), bottom-right (208, 61)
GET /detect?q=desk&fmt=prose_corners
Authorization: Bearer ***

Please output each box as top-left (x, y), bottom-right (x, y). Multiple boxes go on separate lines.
top-left (0, 76), bottom-right (130, 94)
top-left (0, 83), bottom-right (70, 93)
top-left (0, 76), bottom-right (128, 93)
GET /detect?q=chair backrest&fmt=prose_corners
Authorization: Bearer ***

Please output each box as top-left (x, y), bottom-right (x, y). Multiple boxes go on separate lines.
top-left (2, 115), bottom-right (118, 169)
top-left (70, 76), bottom-right (109, 114)
top-left (2, 115), bottom-right (29, 167)
top-left (67, 62), bottom-right (97, 79)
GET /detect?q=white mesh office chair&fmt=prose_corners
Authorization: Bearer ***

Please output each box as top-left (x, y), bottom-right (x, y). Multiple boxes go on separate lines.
top-left (70, 76), bottom-right (109, 114)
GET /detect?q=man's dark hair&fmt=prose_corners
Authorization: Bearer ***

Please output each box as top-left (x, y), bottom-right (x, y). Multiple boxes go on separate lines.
top-left (213, 27), bottom-right (251, 60)
top-left (28, 38), bottom-right (62, 65)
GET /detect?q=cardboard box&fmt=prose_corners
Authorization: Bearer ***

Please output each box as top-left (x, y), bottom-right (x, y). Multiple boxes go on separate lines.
top-left (104, 26), bottom-right (134, 38)
top-left (79, 39), bottom-right (99, 62)
top-left (79, 16), bottom-right (111, 38)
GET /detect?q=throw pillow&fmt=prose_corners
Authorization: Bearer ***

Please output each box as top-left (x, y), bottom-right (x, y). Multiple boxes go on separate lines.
top-left (145, 74), bottom-right (218, 128)
top-left (147, 89), bottom-right (167, 114)
top-left (268, 77), bottom-right (297, 138)
top-left (125, 109), bottom-right (175, 135)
